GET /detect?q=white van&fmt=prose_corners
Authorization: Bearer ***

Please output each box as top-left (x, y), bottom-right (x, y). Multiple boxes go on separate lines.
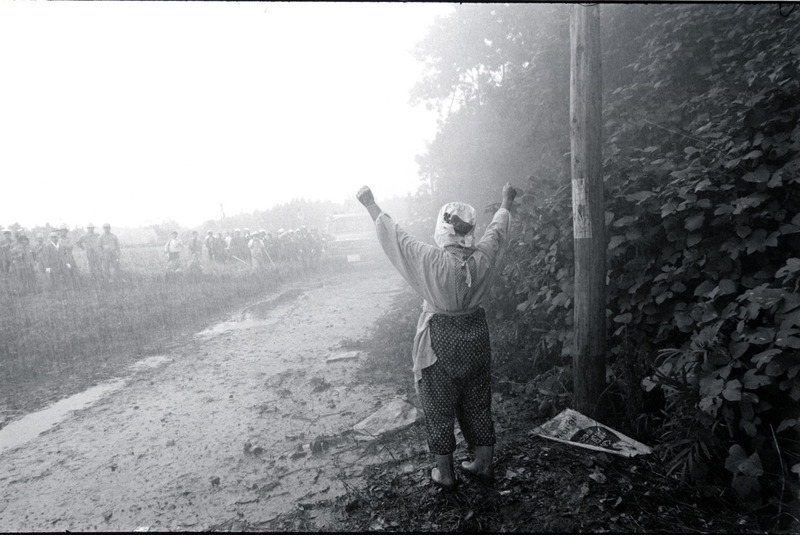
top-left (326, 212), bottom-right (380, 263)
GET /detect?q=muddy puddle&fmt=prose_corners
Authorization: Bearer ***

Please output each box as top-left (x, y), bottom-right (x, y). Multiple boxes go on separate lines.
top-left (195, 289), bottom-right (307, 338)
top-left (0, 354), bottom-right (173, 456)
top-left (194, 315), bottom-right (282, 338)
top-left (127, 354), bottom-right (172, 372)
top-left (0, 379), bottom-right (127, 456)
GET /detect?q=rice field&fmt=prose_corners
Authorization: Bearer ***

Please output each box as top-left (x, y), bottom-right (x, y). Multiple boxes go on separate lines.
top-left (0, 245), bottom-right (339, 420)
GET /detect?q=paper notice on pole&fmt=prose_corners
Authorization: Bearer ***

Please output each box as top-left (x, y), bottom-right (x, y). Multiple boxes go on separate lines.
top-left (571, 179), bottom-right (592, 239)
top-left (531, 408), bottom-right (652, 457)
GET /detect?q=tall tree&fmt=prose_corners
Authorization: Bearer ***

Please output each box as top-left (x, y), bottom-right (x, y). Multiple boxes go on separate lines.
top-left (411, 4), bottom-right (571, 215)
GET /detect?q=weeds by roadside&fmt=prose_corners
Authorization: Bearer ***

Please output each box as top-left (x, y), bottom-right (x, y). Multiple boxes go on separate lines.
top-left (341, 287), bottom-right (420, 396)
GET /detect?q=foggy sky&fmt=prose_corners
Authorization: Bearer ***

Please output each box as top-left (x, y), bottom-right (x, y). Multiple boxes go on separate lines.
top-left (0, 2), bottom-right (451, 230)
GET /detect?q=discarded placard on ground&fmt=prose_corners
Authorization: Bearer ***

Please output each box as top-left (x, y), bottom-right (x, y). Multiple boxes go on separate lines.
top-left (326, 350), bottom-right (361, 363)
top-left (531, 408), bottom-right (652, 457)
top-left (352, 398), bottom-right (418, 441)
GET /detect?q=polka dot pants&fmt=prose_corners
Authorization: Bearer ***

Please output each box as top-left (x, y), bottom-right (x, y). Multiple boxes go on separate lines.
top-left (419, 308), bottom-right (495, 456)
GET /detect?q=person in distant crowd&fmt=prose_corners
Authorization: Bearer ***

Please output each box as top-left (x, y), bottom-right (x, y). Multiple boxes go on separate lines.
top-left (224, 231), bottom-right (233, 250)
top-left (0, 228), bottom-right (14, 274)
top-left (204, 230), bottom-right (215, 262)
top-left (355, 183), bottom-right (516, 491)
top-left (243, 229), bottom-right (253, 262)
top-left (259, 230), bottom-right (275, 267)
top-left (248, 230), bottom-right (268, 273)
top-left (288, 229), bottom-right (302, 263)
top-left (188, 230), bottom-right (202, 259)
top-left (213, 232), bottom-right (227, 263)
top-left (58, 224), bottom-right (79, 282)
top-left (263, 232), bottom-right (277, 265)
top-left (274, 229), bottom-right (286, 262)
top-left (228, 228), bottom-right (249, 264)
top-left (41, 231), bottom-right (69, 288)
top-left (308, 227), bottom-right (323, 269)
top-left (32, 233), bottom-right (46, 273)
top-left (279, 229), bottom-right (294, 263)
top-left (164, 230), bottom-right (183, 276)
top-left (98, 223), bottom-right (121, 283)
top-left (298, 226), bottom-right (317, 271)
top-left (9, 232), bottom-right (37, 292)
top-left (77, 223), bottom-right (102, 281)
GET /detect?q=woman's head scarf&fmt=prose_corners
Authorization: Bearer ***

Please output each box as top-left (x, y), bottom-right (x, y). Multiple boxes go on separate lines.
top-left (434, 202), bottom-right (477, 248)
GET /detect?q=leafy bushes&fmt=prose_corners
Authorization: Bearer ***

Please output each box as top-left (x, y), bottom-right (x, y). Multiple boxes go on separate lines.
top-left (602, 3), bottom-right (800, 515)
top-left (485, 2), bottom-right (800, 516)
top-left (488, 179), bottom-right (574, 382)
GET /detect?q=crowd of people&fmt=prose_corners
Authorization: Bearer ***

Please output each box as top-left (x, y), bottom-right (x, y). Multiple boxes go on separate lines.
top-left (0, 223), bottom-right (121, 291)
top-left (163, 226), bottom-right (327, 279)
top-left (1, 222), bottom-right (329, 291)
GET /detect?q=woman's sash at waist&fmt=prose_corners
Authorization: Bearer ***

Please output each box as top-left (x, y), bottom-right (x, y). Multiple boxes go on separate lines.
top-left (422, 301), bottom-right (481, 317)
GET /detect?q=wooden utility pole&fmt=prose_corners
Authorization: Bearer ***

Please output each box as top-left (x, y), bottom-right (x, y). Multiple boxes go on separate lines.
top-left (570, 4), bottom-right (605, 418)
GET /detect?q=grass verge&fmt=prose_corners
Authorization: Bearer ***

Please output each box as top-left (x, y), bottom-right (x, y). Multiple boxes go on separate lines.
top-left (0, 261), bottom-right (341, 424)
top-left (339, 287), bottom-right (420, 396)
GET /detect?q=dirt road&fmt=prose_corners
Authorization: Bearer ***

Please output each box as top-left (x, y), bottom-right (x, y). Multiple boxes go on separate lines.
top-left (0, 263), bottom-right (417, 531)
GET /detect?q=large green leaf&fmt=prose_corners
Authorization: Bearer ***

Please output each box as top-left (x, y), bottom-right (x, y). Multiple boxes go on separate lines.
top-left (614, 312), bottom-right (633, 324)
top-left (737, 452), bottom-right (764, 478)
top-left (685, 213), bottom-right (705, 231)
top-left (750, 348), bottom-right (782, 368)
top-left (730, 341), bottom-right (750, 360)
top-left (777, 419), bottom-right (797, 433)
top-left (718, 279), bottom-right (738, 296)
top-left (694, 280), bottom-right (716, 297)
top-left (741, 166), bottom-right (770, 183)
top-left (722, 379), bottom-right (742, 401)
top-left (608, 235), bottom-right (627, 251)
top-left (733, 194), bottom-right (769, 215)
top-left (624, 191), bottom-right (654, 203)
top-left (725, 444), bottom-right (748, 473)
top-left (743, 369), bottom-right (772, 389)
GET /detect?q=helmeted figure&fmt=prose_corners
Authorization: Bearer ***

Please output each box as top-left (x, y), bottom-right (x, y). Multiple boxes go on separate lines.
top-left (0, 228), bottom-right (14, 274)
top-left (77, 223), bottom-right (102, 281)
top-left (41, 231), bottom-right (69, 288)
top-left (227, 229), bottom-right (249, 264)
top-left (9, 232), bottom-right (37, 292)
top-left (98, 223), bottom-right (121, 283)
top-left (164, 231), bottom-right (183, 278)
top-left (204, 230), bottom-right (215, 262)
top-left (213, 232), bottom-right (227, 263)
top-left (32, 233), bottom-right (46, 273)
top-left (58, 225), bottom-right (79, 282)
top-left (188, 231), bottom-right (202, 258)
top-left (248, 232), bottom-right (268, 273)
top-left (242, 228), bottom-right (252, 263)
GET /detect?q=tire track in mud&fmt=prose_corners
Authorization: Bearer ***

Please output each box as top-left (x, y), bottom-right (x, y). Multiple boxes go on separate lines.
top-left (0, 264), bottom-right (419, 532)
